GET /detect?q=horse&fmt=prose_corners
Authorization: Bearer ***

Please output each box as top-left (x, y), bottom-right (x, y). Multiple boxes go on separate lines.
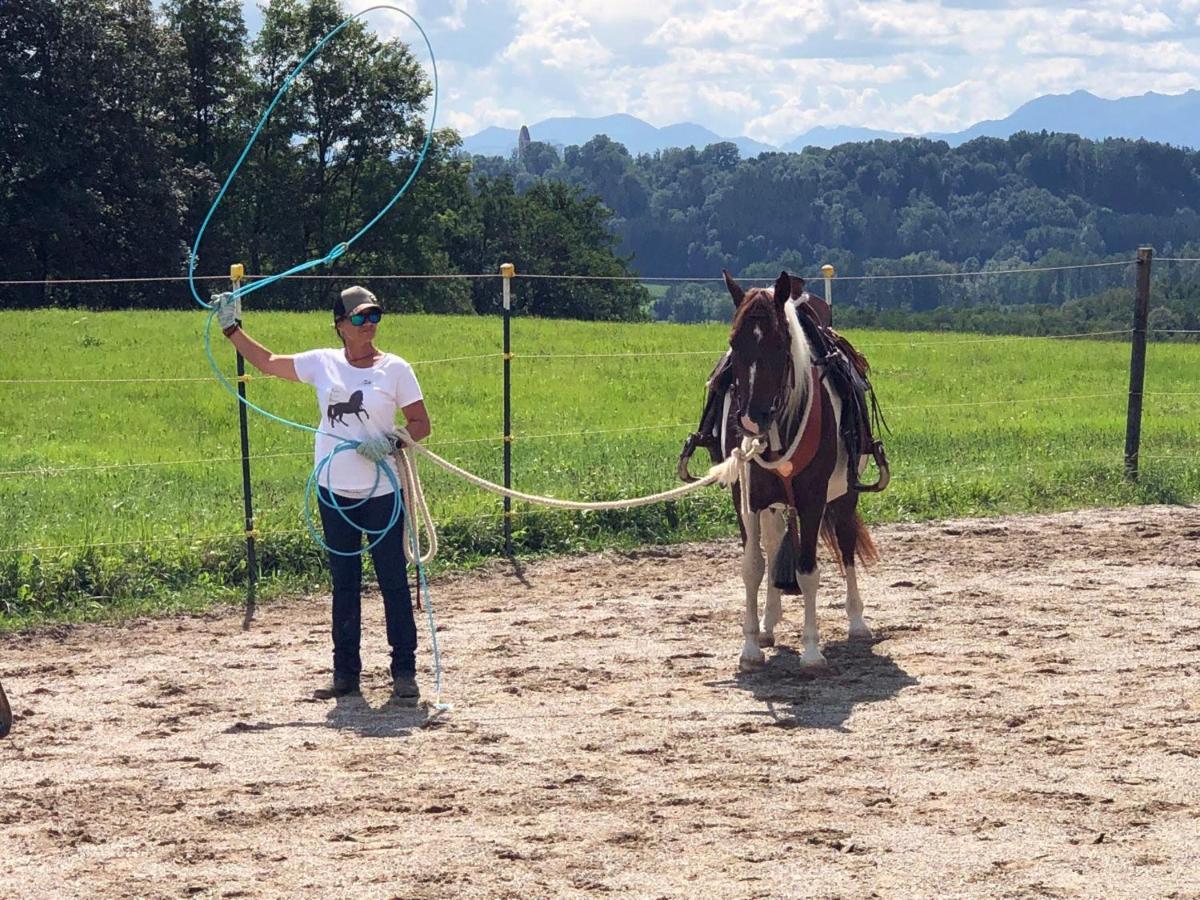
top-left (712, 270), bottom-right (884, 672)
top-left (327, 390), bottom-right (370, 427)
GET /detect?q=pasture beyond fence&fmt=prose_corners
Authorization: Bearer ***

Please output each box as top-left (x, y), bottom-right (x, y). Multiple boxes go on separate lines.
top-left (1, 251), bottom-right (1198, 622)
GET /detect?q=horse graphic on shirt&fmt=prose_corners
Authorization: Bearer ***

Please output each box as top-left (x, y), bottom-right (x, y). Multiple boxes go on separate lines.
top-left (327, 389), bottom-right (370, 427)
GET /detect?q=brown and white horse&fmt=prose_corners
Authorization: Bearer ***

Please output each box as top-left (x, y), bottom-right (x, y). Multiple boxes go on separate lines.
top-left (713, 270), bottom-right (880, 671)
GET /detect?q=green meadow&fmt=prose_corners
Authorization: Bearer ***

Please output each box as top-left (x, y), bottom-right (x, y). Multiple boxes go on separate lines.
top-left (1, 309), bottom-right (1197, 626)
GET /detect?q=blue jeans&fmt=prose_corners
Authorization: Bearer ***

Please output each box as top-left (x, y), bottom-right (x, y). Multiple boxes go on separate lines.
top-left (317, 488), bottom-right (417, 681)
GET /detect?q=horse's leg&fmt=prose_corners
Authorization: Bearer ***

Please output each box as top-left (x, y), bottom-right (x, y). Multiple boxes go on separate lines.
top-left (830, 495), bottom-right (873, 639)
top-left (796, 494), bottom-right (827, 667)
top-left (845, 564), bottom-right (871, 640)
top-left (759, 508), bottom-right (786, 647)
top-left (739, 508), bottom-right (766, 671)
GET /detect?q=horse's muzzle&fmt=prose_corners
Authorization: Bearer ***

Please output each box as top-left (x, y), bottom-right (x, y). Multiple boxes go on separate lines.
top-left (737, 404), bottom-right (774, 437)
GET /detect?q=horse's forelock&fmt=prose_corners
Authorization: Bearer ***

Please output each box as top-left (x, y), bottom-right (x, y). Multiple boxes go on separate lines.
top-left (729, 286), bottom-right (780, 338)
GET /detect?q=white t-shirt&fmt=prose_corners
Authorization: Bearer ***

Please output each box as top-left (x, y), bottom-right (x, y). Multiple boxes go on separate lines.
top-left (293, 348), bottom-right (423, 498)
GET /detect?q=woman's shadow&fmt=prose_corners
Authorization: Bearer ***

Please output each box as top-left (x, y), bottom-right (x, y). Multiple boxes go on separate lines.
top-left (223, 692), bottom-right (437, 739)
top-left (323, 692), bottom-right (435, 737)
top-left (731, 629), bottom-right (917, 731)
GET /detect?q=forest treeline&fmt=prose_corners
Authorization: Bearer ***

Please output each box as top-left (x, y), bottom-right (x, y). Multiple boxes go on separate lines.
top-left (3, 0), bottom-right (1199, 328)
top-left (0, 0), bottom-right (647, 319)
top-left (476, 132), bottom-right (1200, 324)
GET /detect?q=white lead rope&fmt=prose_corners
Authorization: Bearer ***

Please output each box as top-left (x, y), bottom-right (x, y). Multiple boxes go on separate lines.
top-left (390, 428), bottom-right (769, 565)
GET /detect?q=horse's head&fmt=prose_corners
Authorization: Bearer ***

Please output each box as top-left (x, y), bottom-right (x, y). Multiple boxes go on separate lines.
top-left (725, 270), bottom-right (799, 438)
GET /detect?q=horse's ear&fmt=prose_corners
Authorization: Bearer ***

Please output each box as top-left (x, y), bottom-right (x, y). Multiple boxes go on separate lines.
top-left (774, 271), bottom-right (791, 306)
top-left (789, 275), bottom-right (805, 300)
top-left (723, 269), bottom-right (746, 308)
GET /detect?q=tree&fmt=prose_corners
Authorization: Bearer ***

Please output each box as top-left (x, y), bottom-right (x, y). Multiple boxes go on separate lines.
top-left (564, 135), bottom-right (648, 219)
top-left (222, 0), bottom-right (438, 309)
top-left (163, 0), bottom-right (247, 170)
top-left (651, 282), bottom-right (729, 323)
top-left (0, 0), bottom-right (190, 308)
top-left (162, 0), bottom-right (248, 283)
top-left (461, 178), bottom-right (649, 321)
top-left (519, 140), bottom-right (560, 178)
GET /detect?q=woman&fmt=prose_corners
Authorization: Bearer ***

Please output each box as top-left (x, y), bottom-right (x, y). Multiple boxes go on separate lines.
top-left (217, 286), bottom-right (431, 704)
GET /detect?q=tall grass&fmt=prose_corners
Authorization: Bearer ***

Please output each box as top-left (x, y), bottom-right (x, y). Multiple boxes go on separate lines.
top-left (1, 309), bottom-right (1196, 626)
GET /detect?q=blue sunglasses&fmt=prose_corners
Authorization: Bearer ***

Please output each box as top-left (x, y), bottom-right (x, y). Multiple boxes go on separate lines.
top-left (348, 310), bottom-right (382, 326)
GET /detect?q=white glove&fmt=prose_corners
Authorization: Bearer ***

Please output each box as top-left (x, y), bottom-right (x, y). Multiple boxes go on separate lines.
top-left (213, 292), bottom-right (242, 332)
top-left (355, 434), bottom-right (395, 463)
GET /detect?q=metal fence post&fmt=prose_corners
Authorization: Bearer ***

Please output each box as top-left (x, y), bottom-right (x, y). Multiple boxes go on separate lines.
top-left (500, 263), bottom-right (515, 556)
top-left (1124, 247), bottom-right (1153, 481)
top-left (231, 263), bottom-right (259, 622)
top-left (821, 263), bottom-right (835, 324)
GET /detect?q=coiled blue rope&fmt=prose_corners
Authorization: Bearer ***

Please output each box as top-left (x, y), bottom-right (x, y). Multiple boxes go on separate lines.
top-left (189, 7), bottom-right (446, 703)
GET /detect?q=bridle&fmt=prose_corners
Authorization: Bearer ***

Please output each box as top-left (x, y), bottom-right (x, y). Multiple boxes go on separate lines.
top-left (731, 297), bottom-right (797, 443)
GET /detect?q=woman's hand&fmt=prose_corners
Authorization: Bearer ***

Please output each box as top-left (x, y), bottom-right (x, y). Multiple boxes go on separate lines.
top-left (213, 293), bottom-right (242, 335)
top-left (356, 435), bottom-right (395, 463)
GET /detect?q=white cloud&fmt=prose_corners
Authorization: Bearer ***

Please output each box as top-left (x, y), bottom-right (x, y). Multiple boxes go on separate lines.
top-left (500, 9), bottom-right (614, 71)
top-left (745, 87), bottom-right (896, 140)
top-left (647, 0), bottom-right (836, 47)
top-left (238, 1), bottom-right (1200, 140)
top-left (439, 0), bottom-right (470, 31)
top-left (340, 0), bottom-right (422, 41)
top-left (444, 100), bottom-right (525, 133)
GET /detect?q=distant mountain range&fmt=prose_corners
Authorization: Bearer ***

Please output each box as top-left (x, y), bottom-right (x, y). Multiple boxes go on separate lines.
top-left (463, 90), bottom-right (1200, 157)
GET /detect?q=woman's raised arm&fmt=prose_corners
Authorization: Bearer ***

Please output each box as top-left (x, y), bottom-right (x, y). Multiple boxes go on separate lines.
top-left (225, 326), bottom-right (300, 382)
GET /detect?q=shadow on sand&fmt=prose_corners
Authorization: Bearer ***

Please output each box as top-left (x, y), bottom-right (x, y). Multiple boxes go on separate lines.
top-left (222, 692), bottom-right (441, 739)
top-left (731, 631), bottom-right (918, 731)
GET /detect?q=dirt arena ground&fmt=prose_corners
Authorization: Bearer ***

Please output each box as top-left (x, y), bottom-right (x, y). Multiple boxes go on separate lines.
top-left (2, 505), bottom-right (1199, 898)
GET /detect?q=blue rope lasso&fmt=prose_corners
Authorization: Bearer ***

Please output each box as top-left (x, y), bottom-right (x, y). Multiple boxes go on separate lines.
top-left (188, 5), bottom-right (439, 309)
top-left (190, 7), bottom-right (447, 706)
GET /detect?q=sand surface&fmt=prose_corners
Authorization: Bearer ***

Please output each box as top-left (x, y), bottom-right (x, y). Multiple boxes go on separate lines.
top-left (2, 505), bottom-right (1199, 898)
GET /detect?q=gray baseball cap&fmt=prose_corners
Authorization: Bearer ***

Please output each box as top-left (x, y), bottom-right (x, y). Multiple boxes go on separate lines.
top-left (334, 285), bottom-right (383, 320)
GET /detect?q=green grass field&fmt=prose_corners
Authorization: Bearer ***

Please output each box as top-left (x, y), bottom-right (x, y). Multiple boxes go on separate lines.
top-left (1, 309), bottom-right (1197, 626)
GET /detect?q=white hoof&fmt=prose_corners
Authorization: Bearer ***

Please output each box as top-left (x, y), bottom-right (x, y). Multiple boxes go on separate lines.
top-left (848, 622), bottom-right (874, 640)
top-left (799, 648), bottom-right (827, 668)
top-left (758, 633), bottom-right (776, 648)
top-left (739, 651), bottom-right (766, 672)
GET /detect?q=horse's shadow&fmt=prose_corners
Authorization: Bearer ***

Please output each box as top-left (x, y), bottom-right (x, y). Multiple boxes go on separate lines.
top-left (730, 632), bottom-right (917, 732)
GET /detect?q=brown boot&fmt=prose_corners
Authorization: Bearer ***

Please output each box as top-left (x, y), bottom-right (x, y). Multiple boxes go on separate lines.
top-left (312, 674), bottom-right (360, 700)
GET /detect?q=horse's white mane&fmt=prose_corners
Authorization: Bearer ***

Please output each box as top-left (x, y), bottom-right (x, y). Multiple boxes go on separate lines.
top-left (765, 286), bottom-right (813, 425)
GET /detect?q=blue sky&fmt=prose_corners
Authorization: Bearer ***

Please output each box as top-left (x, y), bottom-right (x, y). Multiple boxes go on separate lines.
top-left (238, 1), bottom-right (1200, 141)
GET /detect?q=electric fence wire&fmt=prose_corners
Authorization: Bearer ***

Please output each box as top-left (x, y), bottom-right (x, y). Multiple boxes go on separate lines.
top-left (3, 384), bottom-right (1197, 482)
top-left (0, 253), bottom-right (1155, 289)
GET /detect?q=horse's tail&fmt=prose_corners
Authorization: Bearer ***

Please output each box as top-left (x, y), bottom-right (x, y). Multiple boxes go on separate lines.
top-left (820, 510), bottom-right (879, 574)
top-left (853, 512), bottom-right (880, 567)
